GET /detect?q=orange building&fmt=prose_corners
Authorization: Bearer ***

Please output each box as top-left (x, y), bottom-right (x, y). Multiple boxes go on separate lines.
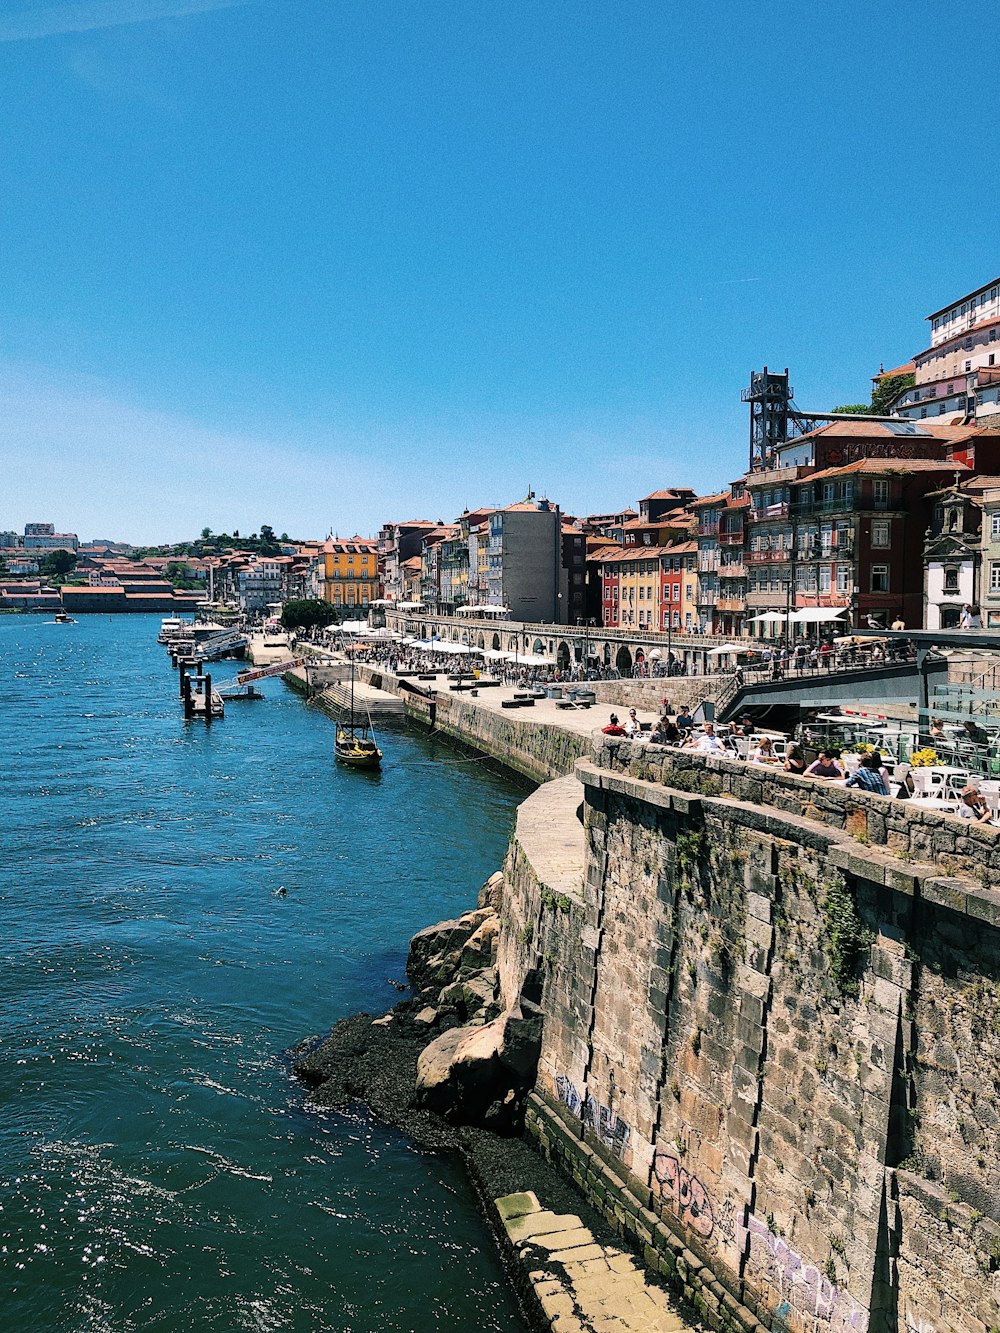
top-left (320, 539), bottom-right (379, 608)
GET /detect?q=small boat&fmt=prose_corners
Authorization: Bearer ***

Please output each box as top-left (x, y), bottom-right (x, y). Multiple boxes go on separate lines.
top-left (335, 633), bottom-right (382, 769)
top-left (335, 722), bottom-right (383, 768)
top-left (53, 610), bottom-right (76, 624)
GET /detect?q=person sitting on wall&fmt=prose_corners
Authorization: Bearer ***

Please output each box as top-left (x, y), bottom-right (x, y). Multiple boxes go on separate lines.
top-left (805, 749), bottom-right (844, 780)
top-left (675, 705), bottom-right (694, 733)
top-left (602, 713), bottom-right (626, 736)
top-left (624, 708), bottom-right (640, 737)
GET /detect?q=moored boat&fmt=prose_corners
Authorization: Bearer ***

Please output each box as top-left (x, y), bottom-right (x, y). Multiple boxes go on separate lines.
top-left (335, 724), bottom-right (383, 769)
top-left (335, 632), bottom-right (382, 769)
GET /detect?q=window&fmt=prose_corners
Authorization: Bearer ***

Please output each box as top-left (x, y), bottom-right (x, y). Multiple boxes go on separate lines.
top-left (872, 479), bottom-right (890, 508)
top-left (871, 520), bottom-right (890, 548)
top-left (991, 562), bottom-right (1000, 593)
top-left (836, 565), bottom-right (852, 594)
top-left (966, 361), bottom-right (972, 372)
top-left (943, 566), bottom-right (960, 592)
top-left (819, 566), bottom-right (831, 593)
top-left (870, 564), bottom-right (890, 593)
top-left (991, 513), bottom-right (1000, 539)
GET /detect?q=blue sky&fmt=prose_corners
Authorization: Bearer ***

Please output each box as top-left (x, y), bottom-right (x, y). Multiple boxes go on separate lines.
top-left (1, 0), bottom-right (996, 543)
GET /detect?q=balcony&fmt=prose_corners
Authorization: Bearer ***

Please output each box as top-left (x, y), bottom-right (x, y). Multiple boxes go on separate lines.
top-left (745, 549), bottom-right (793, 565)
top-left (797, 543), bottom-right (855, 562)
top-left (749, 503), bottom-right (789, 522)
top-left (696, 521), bottom-right (720, 537)
top-left (720, 531), bottom-right (744, 545)
top-left (716, 598), bottom-right (746, 612)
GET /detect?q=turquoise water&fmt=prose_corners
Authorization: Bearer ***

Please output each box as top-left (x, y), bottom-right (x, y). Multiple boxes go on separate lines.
top-left (1, 615), bottom-right (528, 1332)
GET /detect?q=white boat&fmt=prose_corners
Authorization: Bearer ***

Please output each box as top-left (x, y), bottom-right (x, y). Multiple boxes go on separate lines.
top-left (157, 616), bottom-right (188, 643)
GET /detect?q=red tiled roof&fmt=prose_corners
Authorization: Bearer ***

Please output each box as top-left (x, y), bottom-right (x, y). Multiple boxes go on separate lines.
top-left (872, 362), bottom-right (915, 381)
top-left (794, 458), bottom-right (970, 483)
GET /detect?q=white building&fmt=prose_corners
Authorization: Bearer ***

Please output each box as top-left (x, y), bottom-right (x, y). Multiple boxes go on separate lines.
top-left (895, 278), bottom-right (1000, 424)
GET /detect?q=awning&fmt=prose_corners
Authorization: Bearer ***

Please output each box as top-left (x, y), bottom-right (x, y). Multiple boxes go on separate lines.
top-left (397, 601), bottom-right (426, 610)
top-left (749, 612), bottom-right (786, 623)
top-left (790, 607), bottom-right (847, 624)
top-left (707, 643), bottom-right (748, 655)
top-left (456, 604), bottom-right (511, 615)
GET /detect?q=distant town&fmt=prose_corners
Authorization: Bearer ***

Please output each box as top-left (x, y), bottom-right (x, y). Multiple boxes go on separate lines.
top-left (5, 274), bottom-right (1000, 634)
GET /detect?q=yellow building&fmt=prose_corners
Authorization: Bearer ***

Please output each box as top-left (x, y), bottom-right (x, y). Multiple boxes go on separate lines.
top-left (321, 539), bottom-right (379, 608)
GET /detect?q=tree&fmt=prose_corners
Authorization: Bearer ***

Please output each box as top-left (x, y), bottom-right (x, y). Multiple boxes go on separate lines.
top-left (832, 371), bottom-right (916, 419)
top-left (201, 527), bottom-right (213, 540)
top-left (871, 372), bottom-right (915, 416)
top-left (280, 599), bottom-right (340, 630)
top-left (40, 549), bottom-right (76, 579)
top-left (259, 523), bottom-right (280, 556)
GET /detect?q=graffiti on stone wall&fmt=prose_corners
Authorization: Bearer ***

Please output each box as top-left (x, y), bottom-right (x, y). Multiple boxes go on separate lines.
top-left (555, 1074), bottom-right (630, 1159)
top-left (747, 1214), bottom-right (868, 1332)
top-left (904, 1312), bottom-right (941, 1333)
top-left (651, 1151), bottom-right (715, 1239)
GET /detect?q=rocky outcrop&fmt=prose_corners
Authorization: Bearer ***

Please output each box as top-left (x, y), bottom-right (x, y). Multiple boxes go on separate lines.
top-left (295, 869), bottom-right (543, 1137)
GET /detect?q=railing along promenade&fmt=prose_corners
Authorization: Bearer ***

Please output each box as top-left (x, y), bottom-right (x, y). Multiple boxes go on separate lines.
top-left (382, 609), bottom-right (760, 669)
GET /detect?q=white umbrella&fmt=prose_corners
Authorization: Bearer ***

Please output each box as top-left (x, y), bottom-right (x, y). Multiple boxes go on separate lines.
top-left (707, 643), bottom-right (747, 655)
top-left (749, 612), bottom-right (786, 623)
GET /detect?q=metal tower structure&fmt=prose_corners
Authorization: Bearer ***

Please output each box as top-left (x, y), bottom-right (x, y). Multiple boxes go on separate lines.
top-left (742, 366), bottom-right (901, 472)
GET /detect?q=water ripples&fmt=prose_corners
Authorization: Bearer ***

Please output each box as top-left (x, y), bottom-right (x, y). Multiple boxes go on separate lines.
top-left (1, 615), bottom-right (527, 1331)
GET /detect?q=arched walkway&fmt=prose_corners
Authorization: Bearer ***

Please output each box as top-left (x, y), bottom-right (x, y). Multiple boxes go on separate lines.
top-left (492, 633), bottom-right (501, 650)
top-left (615, 645), bottom-right (633, 676)
top-left (556, 641), bottom-right (571, 671)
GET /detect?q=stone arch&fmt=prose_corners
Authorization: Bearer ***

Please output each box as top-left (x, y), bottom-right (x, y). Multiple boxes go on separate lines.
top-left (533, 638), bottom-right (545, 655)
top-left (615, 644), bottom-right (633, 676)
top-left (603, 643), bottom-right (612, 667)
top-left (556, 641), bottom-right (571, 671)
top-left (492, 633), bottom-right (501, 650)
top-left (477, 633), bottom-right (485, 648)
top-left (461, 631), bottom-right (470, 645)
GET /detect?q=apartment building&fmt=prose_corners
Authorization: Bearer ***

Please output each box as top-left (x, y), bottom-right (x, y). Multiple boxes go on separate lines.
top-left (892, 278), bottom-right (1000, 424)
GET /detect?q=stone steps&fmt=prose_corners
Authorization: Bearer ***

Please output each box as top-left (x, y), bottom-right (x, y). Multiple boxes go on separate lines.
top-left (497, 1191), bottom-right (700, 1333)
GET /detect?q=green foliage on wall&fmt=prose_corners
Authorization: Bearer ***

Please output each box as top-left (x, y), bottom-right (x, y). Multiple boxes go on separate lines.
top-left (821, 876), bottom-right (872, 998)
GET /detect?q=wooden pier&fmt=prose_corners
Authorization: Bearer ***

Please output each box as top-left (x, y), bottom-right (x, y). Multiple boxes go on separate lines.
top-left (179, 661), bottom-right (224, 720)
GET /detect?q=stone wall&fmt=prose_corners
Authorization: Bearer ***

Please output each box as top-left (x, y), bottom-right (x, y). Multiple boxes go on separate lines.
top-left (355, 666), bottom-right (593, 783)
top-left (502, 748), bottom-right (1000, 1333)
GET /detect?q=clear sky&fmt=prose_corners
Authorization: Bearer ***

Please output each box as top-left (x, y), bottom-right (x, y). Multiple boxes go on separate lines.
top-left (2, 0), bottom-right (996, 544)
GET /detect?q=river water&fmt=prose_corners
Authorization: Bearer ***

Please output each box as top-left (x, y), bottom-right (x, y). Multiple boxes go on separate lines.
top-left (1, 615), bottom-right (529, 1332)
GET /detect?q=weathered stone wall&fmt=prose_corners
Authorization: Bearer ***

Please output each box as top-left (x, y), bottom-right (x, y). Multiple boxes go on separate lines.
top-left (504, 751), bottom-right (1000, 1333)
top-left (599, 739), bottom-right (1000, 888)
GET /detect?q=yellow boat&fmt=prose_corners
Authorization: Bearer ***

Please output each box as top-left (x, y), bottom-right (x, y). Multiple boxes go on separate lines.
top-left (335, 723), bottom-right (382, 769)
top-left (335, 638), bottom-right (383, 769)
